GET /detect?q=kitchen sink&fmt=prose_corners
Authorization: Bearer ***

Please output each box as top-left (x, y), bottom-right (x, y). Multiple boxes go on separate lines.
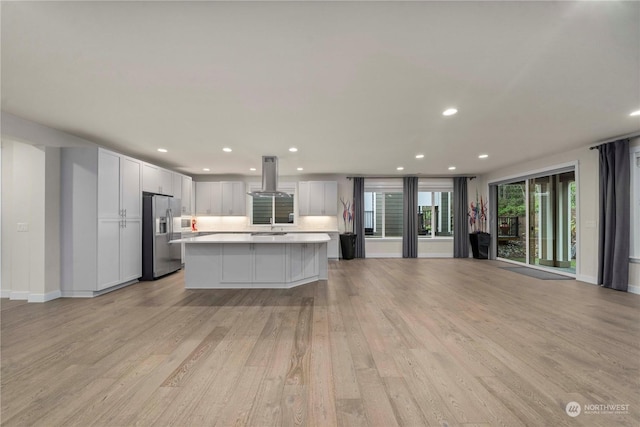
top-left (250, 231), bottom-right (287, 236)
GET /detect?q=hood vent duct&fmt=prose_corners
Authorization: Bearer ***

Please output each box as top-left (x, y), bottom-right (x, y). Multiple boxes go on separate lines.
top-left (248, 156), bottom-right (292, 198)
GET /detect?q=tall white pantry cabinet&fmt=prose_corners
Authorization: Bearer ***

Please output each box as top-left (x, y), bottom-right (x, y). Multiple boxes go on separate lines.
top-left (61, 147), bottom-right (142, 296)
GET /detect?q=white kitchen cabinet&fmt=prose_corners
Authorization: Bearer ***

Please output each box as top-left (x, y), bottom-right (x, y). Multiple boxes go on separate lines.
top-left (191, 181), bottom-right (196, 216)
top-left (298, 181), bottom-right (338, 216)
top-left (61, 147), bottom-right (142, 296)
top-left (195, 181), bottom-right (222, 215)
top-left (142, 162), bottom-right (173, 195)
top-left (170, 172), bottom-right (192, 215)
top-left (195, 181), bottom-right (244, 216)
top-left (254, 244), bottom-right (287, 283)
top-left (172, 172), bottom-right (182, 201)
top-left (221, 181), bottom-right (246, 216)
top-left (97, 218), bottom-right (141, 290)
top-left (288, 243), bottom-right (318, 281)
top-left (181, 175), bottom-right (193, 215)
top-left (220, 244), bottom-right (285, 284)
top-left (185, 239), bottom-right (327, 289)
top-left (120, 219), bottom-right (142, 282)
top-left (327, 233), bottom-right (339, 259)
top-left (220, 244), bottom-right (253, 283)
top-left (97, 219), bottom-right (121, 289)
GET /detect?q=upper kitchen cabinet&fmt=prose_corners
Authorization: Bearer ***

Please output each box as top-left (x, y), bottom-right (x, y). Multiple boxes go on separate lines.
top-left (61, 147), bottom-right (142, 295)
top-left (195, 181), bottom-right (245, 216)
top-left (221, 181), bottom-right (246, 216)
top-left (298, 181), bottom-right (338, 216)
top-left (170, 171), bottom-right (193, 215)
top-left (181, 175), bottom-right (193, 215)
top-left (172, 172), bottom-right (182, 200)
top-left (195, 181), bottom-right (222, 215)
top-left (142, 162), bottom-right (173, 195)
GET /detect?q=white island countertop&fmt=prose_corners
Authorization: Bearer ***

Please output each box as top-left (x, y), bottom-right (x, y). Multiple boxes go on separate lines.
top-left (173, 233), bottom-right (330, 244)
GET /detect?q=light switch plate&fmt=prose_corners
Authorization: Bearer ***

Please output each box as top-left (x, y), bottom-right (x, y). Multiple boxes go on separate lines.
top-left (17, 222), bottom-right (29, 232)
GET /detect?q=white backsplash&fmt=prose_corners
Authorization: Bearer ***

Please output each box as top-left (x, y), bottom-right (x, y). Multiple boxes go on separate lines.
top-left (193, 215), bottom-right (338, 232)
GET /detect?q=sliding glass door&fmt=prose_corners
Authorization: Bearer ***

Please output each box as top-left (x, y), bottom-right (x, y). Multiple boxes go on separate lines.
top-left (529, 171), bottom-right (576, 272)
top-left (495, 169), bottom-right (576, 274)
top-left (496, 181), bottom-right (526, 262)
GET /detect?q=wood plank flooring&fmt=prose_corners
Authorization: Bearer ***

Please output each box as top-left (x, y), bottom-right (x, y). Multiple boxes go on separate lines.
top-left (2, 259), bottom-right (639, 426)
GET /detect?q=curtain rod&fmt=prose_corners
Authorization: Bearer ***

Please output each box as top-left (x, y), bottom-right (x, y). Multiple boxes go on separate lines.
top-left (347, 175), bottom-right (476, 180)
top-left (589, 130), bottom-right (640, 150)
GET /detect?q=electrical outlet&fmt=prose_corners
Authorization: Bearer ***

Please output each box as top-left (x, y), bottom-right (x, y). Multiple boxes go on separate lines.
top-left (17, 222), bottom-right (29, 232)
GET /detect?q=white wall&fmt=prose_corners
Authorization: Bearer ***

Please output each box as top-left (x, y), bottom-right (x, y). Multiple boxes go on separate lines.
top-left (1, 140), bottom-right (13, 298)
top-left (1, 140), bottom-right (61, 301)
top-left (1, 112), bottom-right (90, 302)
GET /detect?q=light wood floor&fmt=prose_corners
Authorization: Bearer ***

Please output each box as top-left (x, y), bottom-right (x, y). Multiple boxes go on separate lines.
top-left (2, 259), bottom-right (639, 426)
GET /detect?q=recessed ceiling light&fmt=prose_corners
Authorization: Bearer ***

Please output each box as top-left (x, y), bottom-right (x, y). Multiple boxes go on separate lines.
top-left (289, 147), bottom-right (298, 152)
top-left (631, 110), bottom-right (640, 116)
top-left (157, 148), bottom-right (168, 153)
top-left (203, 168), bottom-right (210, 172)
top-left (448, 166), bottom-right (456, 170)
top-left (415, 154), bottom-right (425, 159)
top-left (397, 167), bottom-right (404, 171)
top-left (249, 167), bottom-right (256, 171)
top-left (222, 147), bottom-right (232, 152)
top-left (442, 108), bottom-right (458, 116)
top-left (478, 154), bottom-right (489, 159)
top-left (297, 167), bottom-right (304, 171)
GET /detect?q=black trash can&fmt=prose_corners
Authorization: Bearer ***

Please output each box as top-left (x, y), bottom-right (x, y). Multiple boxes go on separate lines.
top-left (339, 233), bottom-right (357, 260)
top-left (469, 232), bottom-right (491, 259)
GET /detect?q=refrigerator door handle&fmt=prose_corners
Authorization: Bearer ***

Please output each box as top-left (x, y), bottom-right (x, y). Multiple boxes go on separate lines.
top-left (167, 208), bottom-right (173, 242)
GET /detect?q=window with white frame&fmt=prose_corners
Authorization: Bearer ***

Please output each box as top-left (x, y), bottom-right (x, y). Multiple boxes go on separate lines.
top-left (632, 147), bottom-right (640, 258)
top-left (418, 178), bottom-right (454, 238)
top-left (418, 191), bottom-right (453, 237)
top-left (249, 182), bottom-right (296, 225)
top-left (364, 179), bottom-right (403, 238)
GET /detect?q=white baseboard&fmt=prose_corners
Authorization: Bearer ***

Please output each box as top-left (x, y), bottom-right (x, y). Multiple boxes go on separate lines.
top-left (628, 284), bottom-right (640, 295)
top-left (9, 291), bottom-right (29, 300)
top-left (418, 253), bottom-right (453, 258)
top-left (576, 275), bottom-right (597, 285)
top-left (60, 290), bottom-right (97, 298)
top-left (28, 290), bottom-right (62, 303)
top-left (366, 253), bottom-right (402, 258)
top-left (61, 279), bottom-right (139, 298)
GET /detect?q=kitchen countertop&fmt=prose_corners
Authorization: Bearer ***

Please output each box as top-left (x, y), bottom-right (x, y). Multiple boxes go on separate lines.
top-left (173, 233), bottom-right (331, 244)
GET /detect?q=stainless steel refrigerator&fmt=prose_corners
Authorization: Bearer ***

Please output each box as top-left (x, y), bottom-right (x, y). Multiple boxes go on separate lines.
top-left (142, 193), bottom-right (182, 280)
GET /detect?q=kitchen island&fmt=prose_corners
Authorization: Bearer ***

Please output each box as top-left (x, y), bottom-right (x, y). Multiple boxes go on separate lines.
top-left (176, 233), bottom-right (330, 289)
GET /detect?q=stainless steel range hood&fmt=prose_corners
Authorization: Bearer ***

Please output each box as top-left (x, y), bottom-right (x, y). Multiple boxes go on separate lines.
top-left (248, 156), bottom-right (292, 198)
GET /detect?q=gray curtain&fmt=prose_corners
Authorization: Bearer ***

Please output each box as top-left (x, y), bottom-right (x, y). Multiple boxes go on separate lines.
top-left (453, 177), bottom-right (469, 258)
top-left (403, 177), bottom-right (418, 258)
top-left (353, 177), bottom-right (366, 258)
top-left (598, 139), bottom-right (630, 291)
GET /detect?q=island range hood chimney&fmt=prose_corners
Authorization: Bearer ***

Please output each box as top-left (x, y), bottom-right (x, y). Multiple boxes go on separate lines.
top-left (248, 156), bottom-right (292, 198)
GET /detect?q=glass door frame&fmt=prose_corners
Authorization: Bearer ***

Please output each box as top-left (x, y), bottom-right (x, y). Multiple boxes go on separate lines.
top-left (488, 161), bottom-right (578, 278)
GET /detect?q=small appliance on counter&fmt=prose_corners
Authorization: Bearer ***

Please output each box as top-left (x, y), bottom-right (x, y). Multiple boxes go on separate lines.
top-left (142, 193), bottom-right (182, 280)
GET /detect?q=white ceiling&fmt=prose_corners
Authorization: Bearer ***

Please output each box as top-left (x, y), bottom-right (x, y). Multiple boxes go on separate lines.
top-left (2, 1), bottom-right (639, 177)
